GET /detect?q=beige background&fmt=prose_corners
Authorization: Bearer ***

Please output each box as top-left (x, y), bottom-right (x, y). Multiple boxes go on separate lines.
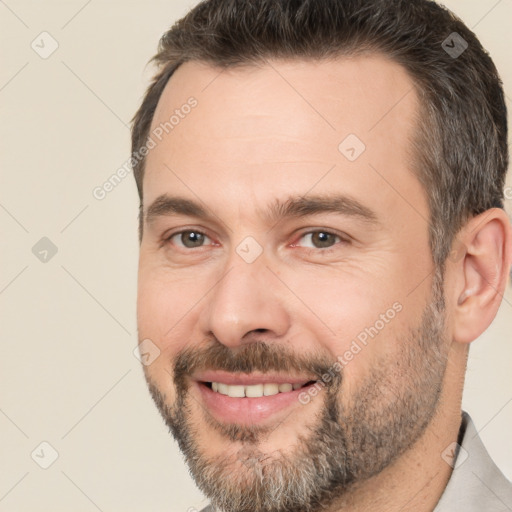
top-left (0, 1), bottom-right (511, 511)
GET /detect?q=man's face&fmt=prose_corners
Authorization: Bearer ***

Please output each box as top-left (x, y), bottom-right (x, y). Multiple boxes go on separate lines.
top-left (137, 56), bottom-right (450, 512)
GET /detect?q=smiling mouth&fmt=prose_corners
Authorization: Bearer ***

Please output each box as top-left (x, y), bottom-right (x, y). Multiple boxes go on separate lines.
top-left (203, 381), bottom-right (317, 398)
top-left (195, 376), bottom-right (322, 424)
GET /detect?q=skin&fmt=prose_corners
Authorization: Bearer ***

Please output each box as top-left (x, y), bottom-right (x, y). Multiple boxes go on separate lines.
top-left (137, 56), bottom-right (512, 511)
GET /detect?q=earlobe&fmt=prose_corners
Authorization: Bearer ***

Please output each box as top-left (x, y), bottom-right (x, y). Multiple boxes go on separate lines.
top-left (452, 209), bottom-right (512, 344)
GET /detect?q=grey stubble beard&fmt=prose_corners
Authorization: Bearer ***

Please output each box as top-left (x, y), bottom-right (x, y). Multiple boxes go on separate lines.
top-left (145, 272), bottom-right (448, 512)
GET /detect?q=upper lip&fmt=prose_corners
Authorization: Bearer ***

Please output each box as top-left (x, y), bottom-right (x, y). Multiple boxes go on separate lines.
top-left (193, 370), bottom-right (317, 386)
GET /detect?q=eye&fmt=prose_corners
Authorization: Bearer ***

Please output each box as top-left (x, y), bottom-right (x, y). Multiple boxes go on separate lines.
top-left (167, 230), bottom-right (213, 249)
top-left (295, 230), bottom-right (344, 250)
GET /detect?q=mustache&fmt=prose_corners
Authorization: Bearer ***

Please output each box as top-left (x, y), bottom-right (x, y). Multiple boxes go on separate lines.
top-left (173, 340), bottom-right (342, 387)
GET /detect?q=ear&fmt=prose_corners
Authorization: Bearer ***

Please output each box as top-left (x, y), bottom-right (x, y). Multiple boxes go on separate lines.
top-left (450, 208), bottom-right (512, 344)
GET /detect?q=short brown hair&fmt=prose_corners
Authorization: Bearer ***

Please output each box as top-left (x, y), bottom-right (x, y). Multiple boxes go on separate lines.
top-left (131, 0), bottom-right (508, 267)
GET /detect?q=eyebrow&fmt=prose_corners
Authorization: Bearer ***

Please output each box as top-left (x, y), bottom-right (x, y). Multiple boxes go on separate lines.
top-left (144, 193), bottom-right (379, 227)
top-left (145, 195), bottom-right (208, 224)
top-left (265, 194), bottom-right (379, 226)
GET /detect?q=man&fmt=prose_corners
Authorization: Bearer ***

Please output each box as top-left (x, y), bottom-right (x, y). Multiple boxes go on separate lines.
top-left (132, 0), bottom-right (512, 510)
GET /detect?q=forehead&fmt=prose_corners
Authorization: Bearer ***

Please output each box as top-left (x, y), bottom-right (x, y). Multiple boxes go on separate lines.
top-left (143, 55), bottom-right (425, 224)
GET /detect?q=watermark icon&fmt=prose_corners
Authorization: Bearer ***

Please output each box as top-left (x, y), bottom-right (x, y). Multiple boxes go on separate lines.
top-left (32, 237), bottom-right (58, 263)
top-left (442, 32), bottom-right (468, 59)
top-left (504, 186), bottom-right (512, 201)
top-left (92, 97), bottom-right (198, 201)
top-left (236, 236), bottom-right (263, 263)
top-left (31, 441), bottom-right (59, 469)
top-left (31, 31), bottom-right (59, 59)
top-left (298, 301), bottom-right (403, 405)
top-left (338, 134), bottom-right (366, 162)
top-left (134, 339), bottom-right (161, 366)
top-left (441, 441), bottom-right (469, 469)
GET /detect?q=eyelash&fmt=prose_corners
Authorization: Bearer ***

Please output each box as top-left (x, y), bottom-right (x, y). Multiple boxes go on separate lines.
top-left (163, 228), bottom-right (348, 254)
top-left (162, 229), bottom-right (215, 250)
top-left (292, 231), bottom-right (346, 254)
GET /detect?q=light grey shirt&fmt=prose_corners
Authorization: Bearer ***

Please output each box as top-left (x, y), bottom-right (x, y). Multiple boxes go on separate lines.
top-left (200, 411), bottom-right (512, 511)
top-left (434, 411), bottom-right (512, 511)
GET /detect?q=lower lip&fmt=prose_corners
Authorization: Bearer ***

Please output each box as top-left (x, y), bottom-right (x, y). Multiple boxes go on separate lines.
top-left (195, 382), bottom-right (317, 425)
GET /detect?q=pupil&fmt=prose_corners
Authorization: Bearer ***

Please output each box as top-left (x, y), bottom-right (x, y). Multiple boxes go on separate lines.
top-left (183, 231), bottom-right (204, 248)
top-left (313, 232), bottom-right (333, 248)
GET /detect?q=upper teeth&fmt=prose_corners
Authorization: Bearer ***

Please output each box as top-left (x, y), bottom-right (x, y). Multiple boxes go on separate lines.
top-left (211, 382), bottom-right (303, 398)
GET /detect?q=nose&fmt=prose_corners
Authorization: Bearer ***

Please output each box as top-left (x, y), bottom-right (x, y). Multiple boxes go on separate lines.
top-left (199, 256), bottom-right (291, 348)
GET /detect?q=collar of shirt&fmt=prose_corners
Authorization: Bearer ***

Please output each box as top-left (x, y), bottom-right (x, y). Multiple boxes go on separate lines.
top-left (433, 411), bottom-right (512, 511)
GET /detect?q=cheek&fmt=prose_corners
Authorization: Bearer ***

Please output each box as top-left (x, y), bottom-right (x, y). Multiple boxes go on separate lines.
top-left (285, 262), bottom-right (419, 383)
top-left (137, 262), bottom-right (205, 366)
top-left (290, 264), bottom-right (398, 334)
top-left (137, 274), bottom-right (202, 404)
